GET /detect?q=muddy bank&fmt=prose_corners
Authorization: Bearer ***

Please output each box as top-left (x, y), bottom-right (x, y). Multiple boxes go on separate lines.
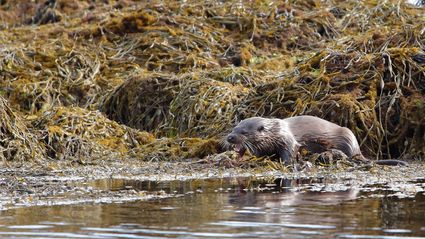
top-left (1, 159), bottom-right (424, 211)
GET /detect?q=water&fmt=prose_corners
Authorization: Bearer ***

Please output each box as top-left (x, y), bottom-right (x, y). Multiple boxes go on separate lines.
top-left (0, 177), bottom-right (424, 238)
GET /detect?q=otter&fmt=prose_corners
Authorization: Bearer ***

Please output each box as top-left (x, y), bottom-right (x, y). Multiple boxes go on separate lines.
top-left (226, 115), bottom-right (407, 166)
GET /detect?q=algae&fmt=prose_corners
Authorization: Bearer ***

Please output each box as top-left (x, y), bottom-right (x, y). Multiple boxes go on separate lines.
top-left (0, 96), bottom-right (44, 161)
top-left (0, 0), bottom-right (424, 164)
top-left (31, 106), bottom-right (154, 161)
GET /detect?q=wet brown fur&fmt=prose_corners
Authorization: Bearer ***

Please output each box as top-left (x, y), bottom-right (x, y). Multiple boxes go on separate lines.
top-left (226, 116), bottom-right (407, 166)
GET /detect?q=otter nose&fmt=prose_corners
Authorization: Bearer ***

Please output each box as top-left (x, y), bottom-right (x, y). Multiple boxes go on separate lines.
top-left (227, 134), bottom-right (236, 143)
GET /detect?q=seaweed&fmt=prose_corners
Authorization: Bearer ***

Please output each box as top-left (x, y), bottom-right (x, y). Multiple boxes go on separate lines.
top-left (0, 96), bottom-right (44, 161)
top-left (131, 137), bottom-right (220, 162)
top-left (31, 107), bottom-right (154, 161)
top-left (0, 0), bottom-right (424, 163)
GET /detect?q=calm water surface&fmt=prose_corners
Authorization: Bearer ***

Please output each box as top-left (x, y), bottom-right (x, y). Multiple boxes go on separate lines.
top-left (0, 177), bottom-right (424, 238)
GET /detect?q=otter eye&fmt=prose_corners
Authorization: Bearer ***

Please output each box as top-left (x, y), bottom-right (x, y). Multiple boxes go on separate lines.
top-left (240, 130), bottom-right (248, 135)
top-left (257, 125), bottom-right (265, 131)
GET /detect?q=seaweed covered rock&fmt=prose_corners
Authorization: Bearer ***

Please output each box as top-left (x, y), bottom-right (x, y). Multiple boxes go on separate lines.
top-left (0, 42), bottom-right (111, 113)
top-left (131, 137), bottom-right (220, 161)
top-left (238, 48), bottom-right (425, 158)
top-left (0, 97), bottom-right (44, 161)
top-left (167, 74), bottom-right (251, 137)
top-left (31, 107), bottom-right (154, 161)
top-left (101, 74), bottom-right (179, 135)
top-left (101, 69), bottom-right (267, 137)
top-left (72, 8), bottom-right (227, 72)
top-left (1, 0), bottom-right (424, 163)
top-left (0, 0), bottom-right (136, 28)
top-left (70, 0), bottom-right (342, 72)
top-left (26, 0), bottom-right (62, 25)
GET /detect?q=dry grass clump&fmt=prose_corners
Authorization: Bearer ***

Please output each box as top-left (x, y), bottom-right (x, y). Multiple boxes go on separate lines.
top-left (31, 106), bottom-right (154, 161)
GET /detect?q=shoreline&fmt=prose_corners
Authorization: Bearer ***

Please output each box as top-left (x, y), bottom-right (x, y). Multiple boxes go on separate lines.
top-left (1, 159), bottom-right (424, 211)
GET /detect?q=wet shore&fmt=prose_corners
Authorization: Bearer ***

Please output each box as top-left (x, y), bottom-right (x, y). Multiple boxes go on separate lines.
top-left (1, 158), bottom-right (424, 211)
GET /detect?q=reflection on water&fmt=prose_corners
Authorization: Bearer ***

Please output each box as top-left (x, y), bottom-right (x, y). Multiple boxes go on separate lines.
top-left (0, 177), bottom-right (425, 238)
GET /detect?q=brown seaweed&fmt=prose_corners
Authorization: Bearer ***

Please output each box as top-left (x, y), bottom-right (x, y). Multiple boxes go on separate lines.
top-left (0, 0), bottom-right (423, 163)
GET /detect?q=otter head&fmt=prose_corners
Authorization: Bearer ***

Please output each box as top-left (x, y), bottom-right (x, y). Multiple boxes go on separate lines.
top-left (226, 117), bottom-right (271, 158)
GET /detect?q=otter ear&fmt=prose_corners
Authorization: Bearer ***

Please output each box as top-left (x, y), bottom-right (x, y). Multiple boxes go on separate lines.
top-left (257, 125), bottom-right (265, 131)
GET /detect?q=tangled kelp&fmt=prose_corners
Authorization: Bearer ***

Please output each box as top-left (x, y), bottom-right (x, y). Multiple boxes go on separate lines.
top-left (101, 74), bottom-right (178, 136)
top-left (100, 0), bottom-right (424, 160)
top-left (239, 47), bottom-right (425, 158)
top-left (0, 43), bottom-right (104, 113)
top-left (73, 9), bottom-right (229, 72)
top-left (0, 0), bottom-right (424, 163)
top-left (101, 69), bottom-right (267, 137)
top-left (0, 97), bottom-right (44, 161)
top-left (131, 137), bottom-right (220, 162)
top-left (0, 0), bottom-right (136, 28)
top-left (31, 107), bottom-right (154, 161)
